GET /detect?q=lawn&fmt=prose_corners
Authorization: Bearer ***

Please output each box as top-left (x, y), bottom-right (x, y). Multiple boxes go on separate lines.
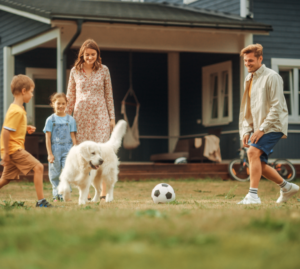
top-left (0, 179), bottom-right (300, 269)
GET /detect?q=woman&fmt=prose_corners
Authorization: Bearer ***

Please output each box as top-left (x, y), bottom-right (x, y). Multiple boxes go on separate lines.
top-left (66, 39), bottom-right (115, 201)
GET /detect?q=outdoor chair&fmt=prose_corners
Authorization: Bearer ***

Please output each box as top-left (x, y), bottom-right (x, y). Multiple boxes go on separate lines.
top-left (150, 128), bottom-right (222, 163)
top-left (188, 128), bottom-right (222, 162)
top-left (150, 139), bottom-right (189, 162)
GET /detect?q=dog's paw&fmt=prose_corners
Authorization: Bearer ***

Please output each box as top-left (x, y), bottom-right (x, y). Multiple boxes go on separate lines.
top-left (106, 196), bottom-right (113, 203)
top-left (78, 200), bottom-right (86, 205)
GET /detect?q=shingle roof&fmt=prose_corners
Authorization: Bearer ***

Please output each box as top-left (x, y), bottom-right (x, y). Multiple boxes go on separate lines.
top-left (0, 0), bottom-right (272, 31)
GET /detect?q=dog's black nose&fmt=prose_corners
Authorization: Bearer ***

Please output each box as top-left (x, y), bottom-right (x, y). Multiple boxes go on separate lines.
top-left (99, 159), bottom-right (104, 165)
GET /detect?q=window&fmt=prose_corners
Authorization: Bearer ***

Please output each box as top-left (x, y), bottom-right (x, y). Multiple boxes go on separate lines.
top-left (279, 69), bottom-right (293, 116)
top-left (26, 68), bottom-right (70, 131)
top-left (202, 61), bottom-right (232, 126)
top-left (272, 58), bottom-right (300, 123)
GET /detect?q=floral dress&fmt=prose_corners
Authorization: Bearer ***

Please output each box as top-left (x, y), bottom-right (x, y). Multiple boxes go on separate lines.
top-left (65, 65), bottom-right (115, 144)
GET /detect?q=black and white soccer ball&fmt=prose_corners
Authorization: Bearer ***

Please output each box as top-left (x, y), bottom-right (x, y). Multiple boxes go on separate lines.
top-left (151, 183), bottom-right (176, 204)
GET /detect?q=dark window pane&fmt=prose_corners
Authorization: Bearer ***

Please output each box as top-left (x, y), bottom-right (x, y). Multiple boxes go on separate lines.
top-left (299, 93), bottom-right (300, 115)
top-left (213, 76), bottom-right (218, 97)
top-left (284, 93), bottom-right (292, 115)
top-left (279, 71), bottom-right (291, 92)
top-left (35, 79), bottom-right (57, 105)
top-left (35, 107), bottom-right (53, 132)
top-left (211, 98), bottom-right (218, 119)
top-left (223, 96), bottom-right (229, 117)
top-left (223, 72), bottom-right (228, 95)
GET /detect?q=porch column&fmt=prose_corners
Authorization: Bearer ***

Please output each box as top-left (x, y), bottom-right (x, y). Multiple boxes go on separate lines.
top-left (168, 52), bottom-right (180, 153)
top-left (240, 33), bottom-right (253, 102)
top-left (3, 46), bottom-right (15, 116)
top-left (57, 32), bottom-right (63, 93)
top-left (239, 34), bottom-right (253, 146)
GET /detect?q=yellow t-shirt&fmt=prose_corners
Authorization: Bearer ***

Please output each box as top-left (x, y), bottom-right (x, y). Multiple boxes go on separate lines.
top-left (1, 104), bottom-right (27, 157)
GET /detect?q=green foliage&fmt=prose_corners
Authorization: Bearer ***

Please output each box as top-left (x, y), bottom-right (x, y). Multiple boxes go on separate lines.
top-left (194, 190), bottom-right (211, 193)
top-left (194, 200), bottom-right (206, 209)
top-left (167, 200), bottom-right (190, 205)
top-left (1, 180), bottom-right (300, 269)
top-left (225, 185), bottom-right (238, 199)
top-left (250, 214), bottom-right (285, 231)
top-left (80, 206), bottom-right (93, 210)
top-left (0, 200), bottom-right (31, 211)
top-left (135, 209), bottom-right (165, 218)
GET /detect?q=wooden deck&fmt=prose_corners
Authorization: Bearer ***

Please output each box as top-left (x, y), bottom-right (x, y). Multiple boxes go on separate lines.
top-left (1, 163), bottom-right (300, 182)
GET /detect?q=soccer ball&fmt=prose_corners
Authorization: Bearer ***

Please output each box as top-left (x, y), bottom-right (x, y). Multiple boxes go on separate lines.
top-left (151, 183), bottom-right (176, 204)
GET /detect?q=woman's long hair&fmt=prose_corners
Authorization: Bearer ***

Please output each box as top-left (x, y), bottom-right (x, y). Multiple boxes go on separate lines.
top-left (74, 39), bottom-right (102, 71)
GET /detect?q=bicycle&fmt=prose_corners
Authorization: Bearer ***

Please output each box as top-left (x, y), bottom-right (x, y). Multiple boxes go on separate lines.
top-left (228, 147), bottom-right (296, 182)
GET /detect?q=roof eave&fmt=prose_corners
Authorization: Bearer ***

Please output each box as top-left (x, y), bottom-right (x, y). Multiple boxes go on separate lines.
top-left (51, 15), bottom-right (273, 32)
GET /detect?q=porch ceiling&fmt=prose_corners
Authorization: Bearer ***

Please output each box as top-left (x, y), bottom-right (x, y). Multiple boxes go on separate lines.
top-left (0, 0), bottom-right (272, 32)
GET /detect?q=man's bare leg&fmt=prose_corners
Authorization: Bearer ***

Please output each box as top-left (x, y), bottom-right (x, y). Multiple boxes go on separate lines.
top-left (32, 163), bottom-right (44, 200)
top-left (261, 162), bottom-right (284, 184)
top-left (237, 146), bottom-right (263, 204)
top-left (247, 146), bottom-right (264, 188)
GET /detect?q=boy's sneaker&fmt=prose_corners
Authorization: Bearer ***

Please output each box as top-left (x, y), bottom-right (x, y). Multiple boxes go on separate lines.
top-left (276, 183), bottom-right (299, 203)
top-left (237, 193), bottom-right (261, 205)
top-left (36, 200), bottom-right (54, 208)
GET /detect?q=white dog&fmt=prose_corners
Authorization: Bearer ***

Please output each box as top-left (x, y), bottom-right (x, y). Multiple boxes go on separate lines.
top-left (58, 120), bottom-right (127, 205)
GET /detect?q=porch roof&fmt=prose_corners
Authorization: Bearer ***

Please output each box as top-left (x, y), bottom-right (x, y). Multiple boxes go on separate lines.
top-left (0, 0), bottom-right (272, 32)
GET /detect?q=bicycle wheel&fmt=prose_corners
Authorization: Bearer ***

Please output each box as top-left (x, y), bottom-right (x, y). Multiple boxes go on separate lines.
top-left (272, 159), bottom-right (296, 182)
top-left (228, 159), bottom-right (250, 182)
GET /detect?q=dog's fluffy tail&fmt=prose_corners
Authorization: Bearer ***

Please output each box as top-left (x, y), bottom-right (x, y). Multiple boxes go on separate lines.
top-left (58, 178), bottom-right (71, 201)
top-left (107, 119), bottom-right (127, 153)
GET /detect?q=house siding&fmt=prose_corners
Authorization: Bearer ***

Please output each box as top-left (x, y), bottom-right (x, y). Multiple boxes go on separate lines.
top-left (15, 48), bottom-right (169, 162)
top-left (253, 0), bottom-right (300, 69)
top-left (0, 10), bottom-right (50, 126)
top-left (252, 0), bottom-right (300, 158)
top-left (180, 52), bottom-right (240, 159)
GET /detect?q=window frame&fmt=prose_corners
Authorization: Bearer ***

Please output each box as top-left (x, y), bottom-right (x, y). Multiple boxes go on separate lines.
top-left (202, 61), bottom-right (233, 127)
top-left (26, 68), bottom-right (70, 126)
top-left (271, 58), bottom-right (300, 124)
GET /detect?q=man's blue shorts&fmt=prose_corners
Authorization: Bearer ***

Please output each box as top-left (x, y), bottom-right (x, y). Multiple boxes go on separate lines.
top-left (249, 132), bottom-right (283, 163)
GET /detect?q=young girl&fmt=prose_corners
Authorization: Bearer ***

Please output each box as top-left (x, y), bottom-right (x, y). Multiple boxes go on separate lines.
top-left (43, 93), bottom-right (77, 201)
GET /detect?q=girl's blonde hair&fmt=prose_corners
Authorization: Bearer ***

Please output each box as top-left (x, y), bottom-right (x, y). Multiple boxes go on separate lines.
top-left (74, 39), bottom-right (102, 71)
top-left (50, 93), bottom-right (68, 112)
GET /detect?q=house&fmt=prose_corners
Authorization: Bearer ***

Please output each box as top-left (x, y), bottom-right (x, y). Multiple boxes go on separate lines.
top-left (149, 0), bottom-right (300, 161)
top-left (0, 0), bottom-right (275, 162)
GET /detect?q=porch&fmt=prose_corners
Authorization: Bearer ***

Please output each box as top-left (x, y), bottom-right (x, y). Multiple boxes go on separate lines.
top-left (1, 1), bottom-right (272, 162)
top-left (0, 162), bottom-right (230, 181)
top-left (1, 162), bottom-right (300, 182)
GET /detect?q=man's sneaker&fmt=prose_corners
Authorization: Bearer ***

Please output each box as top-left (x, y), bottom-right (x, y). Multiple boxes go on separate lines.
top-left (276, 183), bottom-right (299, 203)
top-left (237, 193), bottom-right (261, 205)
top-left (36, 200), bottom-right (54, 208)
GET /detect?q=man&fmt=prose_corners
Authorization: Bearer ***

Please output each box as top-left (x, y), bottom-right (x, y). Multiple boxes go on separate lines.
top-left (238, 44), bottom-right (299, 204)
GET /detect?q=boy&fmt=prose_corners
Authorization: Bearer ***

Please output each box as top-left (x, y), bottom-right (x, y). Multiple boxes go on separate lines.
top-left (0, 75), bottom-right (53, 207)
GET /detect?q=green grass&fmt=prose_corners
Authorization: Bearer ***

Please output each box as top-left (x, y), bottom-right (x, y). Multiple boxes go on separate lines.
top-left (0, 180), bottom-right (300, 269)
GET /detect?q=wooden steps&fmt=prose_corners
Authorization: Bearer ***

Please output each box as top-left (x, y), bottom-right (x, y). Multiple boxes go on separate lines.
top-left (1, 163), bottom-right (299, 182)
